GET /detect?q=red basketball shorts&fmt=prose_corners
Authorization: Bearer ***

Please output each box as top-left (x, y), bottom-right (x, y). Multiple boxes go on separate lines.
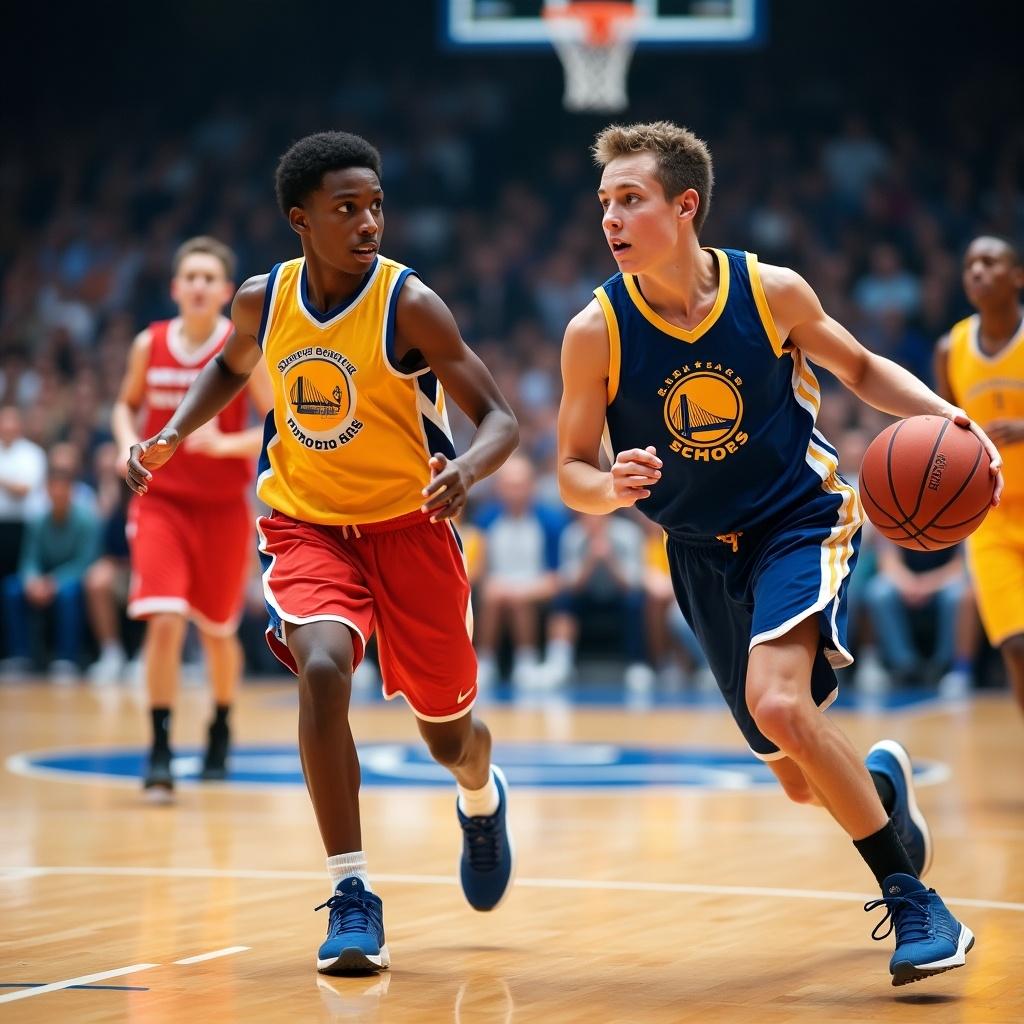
top-left (127, 493), bottom-right (253, 635)
top-left (257, 508), bottom-right (478, 722)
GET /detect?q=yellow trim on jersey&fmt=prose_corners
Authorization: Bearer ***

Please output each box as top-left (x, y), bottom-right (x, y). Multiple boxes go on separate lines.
top-left (745, 251), bottom-right (785, 357)
top-left (623, 247), bottom-right (730, 343)
top-left (594, 287), bottom-right (621, 404)
top-left (804, 441), bottom-right (862, 601)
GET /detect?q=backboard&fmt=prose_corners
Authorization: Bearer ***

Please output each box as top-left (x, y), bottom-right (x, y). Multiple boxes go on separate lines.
top-left (442, 0), bottom-right (765, 50)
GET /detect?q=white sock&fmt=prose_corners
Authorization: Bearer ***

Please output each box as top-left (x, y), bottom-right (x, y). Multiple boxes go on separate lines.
top-left (458, 768), bottom-right (500, 817)
top-left (326, 850), bottom-right (371, 891)
top-left (513, 647), bottom-right (538, 669)
top-left (546, 638), bottom-right (573, 669)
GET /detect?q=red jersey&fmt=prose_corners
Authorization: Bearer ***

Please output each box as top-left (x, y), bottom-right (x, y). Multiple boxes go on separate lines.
top-left (141, 317), bottom-right (253, 503)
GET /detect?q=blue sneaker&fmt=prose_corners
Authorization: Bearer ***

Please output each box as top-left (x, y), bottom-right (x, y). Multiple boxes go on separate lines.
top-left (865, 873), bottom-right (975, 986)
top-left (315, 877), bottom-right (390, 973)
top-left (457, 765), bottom-right (515, 911)
top-left (865, 739), bottom-right (932, 876)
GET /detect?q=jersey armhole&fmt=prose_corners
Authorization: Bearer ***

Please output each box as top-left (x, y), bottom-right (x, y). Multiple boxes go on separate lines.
top-left (382, 268), bottom-right (430, 378)
top-left (257, 263), bottom-right (283, 350)
top-left (593, 287), bottom-right (621, 404)
top-left (745, 252), bottom-right (786, 358)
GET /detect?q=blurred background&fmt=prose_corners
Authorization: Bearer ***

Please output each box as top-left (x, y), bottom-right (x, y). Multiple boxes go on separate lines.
top-left (1, 0), bottom-right (1021, 699)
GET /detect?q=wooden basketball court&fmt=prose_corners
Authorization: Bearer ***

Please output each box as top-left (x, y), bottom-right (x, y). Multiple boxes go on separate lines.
top-left (2, 680), bottom-right (1022, 1022)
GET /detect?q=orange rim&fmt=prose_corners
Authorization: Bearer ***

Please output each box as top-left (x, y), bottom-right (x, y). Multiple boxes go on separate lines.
top-left (543, 2), bottom-right (636, 46)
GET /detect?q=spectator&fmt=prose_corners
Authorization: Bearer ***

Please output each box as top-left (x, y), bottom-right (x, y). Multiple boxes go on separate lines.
top-left (0, 406), bottom-right (47, 591)
top-left (84, 442), bottom-right (132, 684)
top-left (863, 539), bottom-right (972, 690)
top-left (474, 454), bottom-right (564, 688)
top-left (854, 243), bottom-right (922, 319)
top-left (540, 513), bottom-right (651, 691)
top-left (2, 445), bottom-right (100, 681)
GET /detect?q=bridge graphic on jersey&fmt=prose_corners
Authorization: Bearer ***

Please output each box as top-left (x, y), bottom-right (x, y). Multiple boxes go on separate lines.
top-left (670, 395), bottom-right (737, 439)
top-left (290, 376), bottom-right (343, 416)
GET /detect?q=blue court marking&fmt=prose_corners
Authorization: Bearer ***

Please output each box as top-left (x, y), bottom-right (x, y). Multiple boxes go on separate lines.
top-left (264, 681), bottom-right (944, 712)
top-left (0, 982), bottom-right (149, 991)
top-left (15, 743), bottom-right (947, 791)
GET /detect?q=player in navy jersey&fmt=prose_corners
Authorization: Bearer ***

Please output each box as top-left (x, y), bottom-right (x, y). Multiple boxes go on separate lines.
top-left (557, 121), bottom-right (1003, 986)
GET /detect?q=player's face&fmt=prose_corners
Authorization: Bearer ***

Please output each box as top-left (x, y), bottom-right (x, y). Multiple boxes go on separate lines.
top-left (170, 254), bottom-right (233, 320)
top-left (962, 238), bottom-right (1023, 308)
top-left (296, 167), bottom-right (383, 275)
top-left (598, 154), bottom-right (689, 272)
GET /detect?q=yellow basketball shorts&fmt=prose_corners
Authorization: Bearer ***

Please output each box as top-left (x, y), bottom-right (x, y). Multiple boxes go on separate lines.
top-left (966, 498), bottom-right (1024, 645)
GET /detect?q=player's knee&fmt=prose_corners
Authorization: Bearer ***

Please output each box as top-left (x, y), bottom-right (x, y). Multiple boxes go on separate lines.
top-left (299, 651), bottom-right (352, 707)
top-left (1001, 634), bottom-right (1024, 668)
top-left (146, 614), bottom-right (185, 649)
top-left (748, 691), bottom-right (808, 756)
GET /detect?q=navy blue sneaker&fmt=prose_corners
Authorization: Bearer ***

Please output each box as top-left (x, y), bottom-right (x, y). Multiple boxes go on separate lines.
top-left (866, 739), bottom-right (932, 876)
top-left (315, 877), bottom-right (390, 974)
top-left (457, 766), bottom-right (515, 911)
top-left (865, 873), bottom-right (975, 986)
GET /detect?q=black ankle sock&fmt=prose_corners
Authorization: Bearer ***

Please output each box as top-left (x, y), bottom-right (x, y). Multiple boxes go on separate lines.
top-left (151, 707), bottom-right (171, 752)
top-left (870, 771), bottom-right (896, 816)
top-left (212, 704), bottom-right (230, 730)
top-left (853, 819), bottom-right (917, 887)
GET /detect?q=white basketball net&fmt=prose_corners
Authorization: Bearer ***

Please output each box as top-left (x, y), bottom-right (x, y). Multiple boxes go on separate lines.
top-left (546, 9), bottom-right (637, 113)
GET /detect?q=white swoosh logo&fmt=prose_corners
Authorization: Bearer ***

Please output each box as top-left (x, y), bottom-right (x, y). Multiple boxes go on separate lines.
top-left (457, 688), bottom-right (474, 704)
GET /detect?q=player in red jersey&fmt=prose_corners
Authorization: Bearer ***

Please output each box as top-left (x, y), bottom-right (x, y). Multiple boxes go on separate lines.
top-left (112, 236), bottom-right (273, 799)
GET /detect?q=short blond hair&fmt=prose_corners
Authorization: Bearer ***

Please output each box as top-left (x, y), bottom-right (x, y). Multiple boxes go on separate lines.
top-left (593, 121), bottom-right (714, 234)
top-left (172, 236), bottom-right (237, 281)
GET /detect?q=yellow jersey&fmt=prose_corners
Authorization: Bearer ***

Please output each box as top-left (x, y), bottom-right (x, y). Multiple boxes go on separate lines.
top-left (947, 313), bottom-right (1024, 502)
top-left (256, 256), bottom-right (455, 525)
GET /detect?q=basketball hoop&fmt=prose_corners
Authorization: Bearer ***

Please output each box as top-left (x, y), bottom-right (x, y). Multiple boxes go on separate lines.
top-left (543, 2), bottom-right (637, 113)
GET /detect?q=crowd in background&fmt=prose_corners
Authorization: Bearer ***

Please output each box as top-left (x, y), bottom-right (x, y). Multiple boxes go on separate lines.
top-left (2, 59), bottom-right (1021, 695)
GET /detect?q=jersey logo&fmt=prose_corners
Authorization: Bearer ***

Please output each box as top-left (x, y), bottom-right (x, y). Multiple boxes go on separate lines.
top-left (277, 347), bottom-right (365, 451)
top-left (660, 362), bottom-right (748, 463)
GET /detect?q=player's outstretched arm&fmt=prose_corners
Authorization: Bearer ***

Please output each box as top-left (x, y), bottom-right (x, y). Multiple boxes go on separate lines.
top-left (556, 301), bottom-right (662, 515)
top-left (394, 278), bottom-right (519, 522)
top-left (760, 264), bottom-right (1003, 505)
top-left (126, 275), bottom-right (268, 495)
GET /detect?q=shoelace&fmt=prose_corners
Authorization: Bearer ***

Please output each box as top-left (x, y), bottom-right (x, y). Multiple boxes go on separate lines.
top-left (462, 814), bottom-right (502, 872)
top-left (315, 891), bottom-right (379, 937)
top-left (864, 890), bottom-right (934, 944)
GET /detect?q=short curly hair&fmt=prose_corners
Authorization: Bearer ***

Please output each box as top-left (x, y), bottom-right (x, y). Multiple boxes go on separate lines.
top-left (593, 121), bottom-right (714, 234)
top-left (274, 132), bottom-right (383, 217)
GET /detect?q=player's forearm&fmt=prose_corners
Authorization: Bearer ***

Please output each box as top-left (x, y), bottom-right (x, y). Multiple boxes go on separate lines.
top-left (456, 408), bottom-right (519, 486)
top-left (111, 402), bottom-right (140, 455)
top-left (850, 354), bottom-right (958, 420)
top-left (165, 358), bottom-right (250, 441)
top-left (558, 459), bottom-right (619, 515)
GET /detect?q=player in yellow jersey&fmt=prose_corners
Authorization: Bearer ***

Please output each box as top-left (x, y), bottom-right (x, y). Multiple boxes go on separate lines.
top-left (126, 132), bottom-right (519, 974)
top-left (936, 235), bottom-right (1024, 716)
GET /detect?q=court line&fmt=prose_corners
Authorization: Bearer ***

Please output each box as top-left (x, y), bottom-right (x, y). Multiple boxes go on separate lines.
top-left (3, 749), bottom-right (953, 793)
top-left (4, 864), bottom-right (1023, 914)
top-left (174, 946), bottom-right (250, 965)
top-left (0, 964), bottom-right (159, 1005)
top-left (0, 983), bottom-right (149, 991)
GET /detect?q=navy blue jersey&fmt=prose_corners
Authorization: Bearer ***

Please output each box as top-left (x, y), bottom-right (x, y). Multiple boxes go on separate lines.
top-left (597, 247), bottom-right (858, 537)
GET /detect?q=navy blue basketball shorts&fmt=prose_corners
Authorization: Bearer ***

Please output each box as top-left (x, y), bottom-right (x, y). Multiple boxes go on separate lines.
top-left (666, 482), bottom-right (863, 760)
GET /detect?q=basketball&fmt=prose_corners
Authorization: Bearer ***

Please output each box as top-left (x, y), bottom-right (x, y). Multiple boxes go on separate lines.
top-left (859, 415), bottom-right (994, 550)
